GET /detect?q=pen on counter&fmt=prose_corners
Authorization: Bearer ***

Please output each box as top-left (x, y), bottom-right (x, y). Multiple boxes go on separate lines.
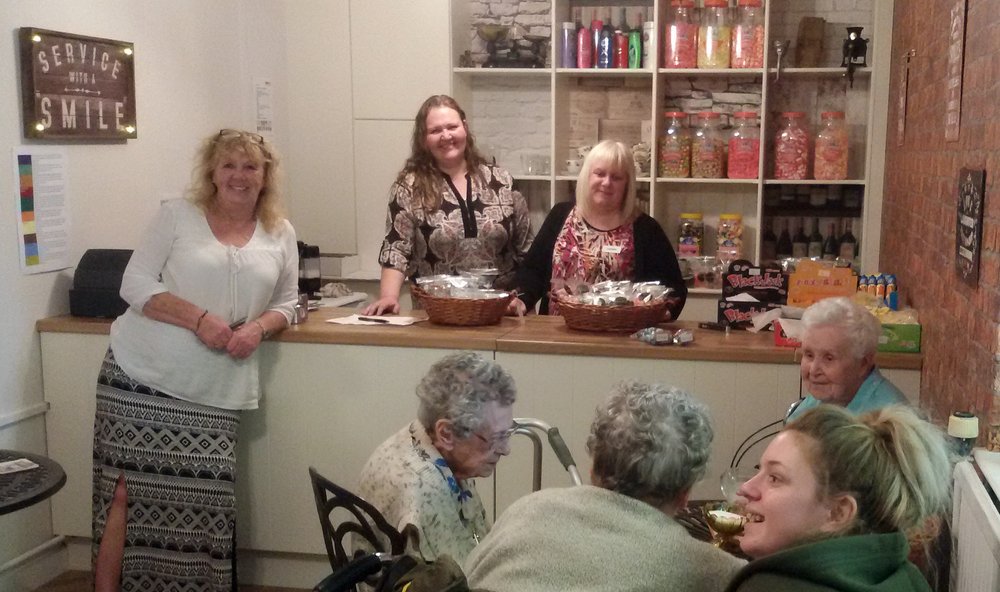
top-left (358, 316), bottom-right (390, 324)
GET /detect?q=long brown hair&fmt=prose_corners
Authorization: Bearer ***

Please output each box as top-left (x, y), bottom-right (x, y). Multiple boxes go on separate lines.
top-left (398, 95), bottom-right (489, 212)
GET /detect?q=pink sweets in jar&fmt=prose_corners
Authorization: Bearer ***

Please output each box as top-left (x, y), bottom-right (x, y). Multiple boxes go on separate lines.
top-left (774, 112), bottom-right (810, 180)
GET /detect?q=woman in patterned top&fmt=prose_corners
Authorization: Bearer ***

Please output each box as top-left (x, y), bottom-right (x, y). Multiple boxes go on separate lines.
top-left (358, 352), bottom-right (518, 564)
top-left (508, 139), bottom-right (687, 317)
top-left (363, 95), bottom-right (532, 315)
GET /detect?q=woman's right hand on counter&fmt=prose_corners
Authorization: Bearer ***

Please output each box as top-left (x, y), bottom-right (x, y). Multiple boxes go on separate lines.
top-left (363, 296), bottom-right (400, 316)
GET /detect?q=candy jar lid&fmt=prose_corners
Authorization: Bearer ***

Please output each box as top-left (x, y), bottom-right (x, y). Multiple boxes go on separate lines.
top-left (821, 111), bottom-right (846, 119)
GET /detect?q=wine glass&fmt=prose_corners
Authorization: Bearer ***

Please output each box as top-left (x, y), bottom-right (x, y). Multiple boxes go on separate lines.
top-left (720, 465), bottom-right (758, 504)
top-left (702, 501), bottom-right (748, 549)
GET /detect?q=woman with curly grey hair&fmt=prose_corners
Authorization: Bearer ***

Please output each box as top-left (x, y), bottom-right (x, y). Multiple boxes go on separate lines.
top-left (465, 381), bottom-right (746, 592)
top-left (359, 351), bottom-right (517, 564)
top-left (786, 296), bottom-right (908, 422)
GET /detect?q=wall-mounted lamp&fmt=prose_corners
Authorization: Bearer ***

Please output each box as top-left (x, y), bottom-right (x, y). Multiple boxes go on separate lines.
top-left (948, 411), bottom-right (979, 458)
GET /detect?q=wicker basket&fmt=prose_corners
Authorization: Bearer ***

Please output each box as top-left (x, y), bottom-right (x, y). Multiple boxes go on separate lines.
top-left (412, 286), bottom-right (512, 326)
top-left (556, 297), bottom-right (668, 332)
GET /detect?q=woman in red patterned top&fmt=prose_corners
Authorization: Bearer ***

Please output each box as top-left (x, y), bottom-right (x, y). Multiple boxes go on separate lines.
top-left (509, 140), bottom-right (686, 317)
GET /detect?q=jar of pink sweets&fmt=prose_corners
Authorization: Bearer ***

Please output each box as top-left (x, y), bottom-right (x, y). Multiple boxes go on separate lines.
top-left (814, 111), bottom-right (849, 180)
top-left (774, 112), bottom-right (810, 180)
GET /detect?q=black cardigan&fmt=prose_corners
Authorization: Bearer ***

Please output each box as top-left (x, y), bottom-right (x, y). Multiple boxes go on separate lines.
top-left (513, 201), bottom-right (688, 318)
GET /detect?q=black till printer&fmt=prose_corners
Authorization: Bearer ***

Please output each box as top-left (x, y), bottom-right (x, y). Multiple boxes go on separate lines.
top-left (69, 249), bottom-right (132, 318)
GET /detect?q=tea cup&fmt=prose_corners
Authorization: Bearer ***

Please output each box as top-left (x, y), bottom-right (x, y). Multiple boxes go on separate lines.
top-left (565, 159), bottom-right (582, 174)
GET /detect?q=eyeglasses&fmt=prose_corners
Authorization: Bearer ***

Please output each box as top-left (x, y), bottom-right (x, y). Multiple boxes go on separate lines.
top-left (472, 423), bottom-right (519, 449)
top-left (217, 129), bottom-right (265, 144)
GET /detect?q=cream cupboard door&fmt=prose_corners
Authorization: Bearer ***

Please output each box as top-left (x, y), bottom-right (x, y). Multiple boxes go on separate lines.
top-left (350, 0), bottom-right (451, 120)
top-left (353, 119), bottom-right (415, 275)
top-left (349, 0), bottom-right (451, 274)
top-left (284, 0), bottom-right (356, 255)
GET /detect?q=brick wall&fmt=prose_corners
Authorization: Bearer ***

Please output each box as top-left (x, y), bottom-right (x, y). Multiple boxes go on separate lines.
top-left (883, 1), bottom-right (1000, 445)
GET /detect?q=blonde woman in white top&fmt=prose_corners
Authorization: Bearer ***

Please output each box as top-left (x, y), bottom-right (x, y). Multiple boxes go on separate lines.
top-left (93, 130), bottom-right (297, 592)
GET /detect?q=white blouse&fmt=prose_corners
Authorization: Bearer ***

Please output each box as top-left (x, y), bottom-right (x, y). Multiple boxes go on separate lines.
top-left (110, 199), bottom-right (298, 410)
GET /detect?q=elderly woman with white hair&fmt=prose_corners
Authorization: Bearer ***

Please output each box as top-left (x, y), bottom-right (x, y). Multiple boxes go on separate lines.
top-left (464, 381), bottom-right (746, 592)
top-left (358, 352), bottom-right (518, 564)
top-left (786, 297), bottom-right (908, 422)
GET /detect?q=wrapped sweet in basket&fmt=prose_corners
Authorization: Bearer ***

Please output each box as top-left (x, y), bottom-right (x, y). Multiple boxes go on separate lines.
top-left (411, 275), bottom-right (513, 326)
top-left (554, 281), bottom-right (672, 332)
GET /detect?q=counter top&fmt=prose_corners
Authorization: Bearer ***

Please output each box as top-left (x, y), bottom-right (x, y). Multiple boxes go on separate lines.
top-left (36, 309), bottom-right (921, 369)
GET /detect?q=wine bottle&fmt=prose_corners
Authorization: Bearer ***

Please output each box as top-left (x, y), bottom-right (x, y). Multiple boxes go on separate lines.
top-left (822, 222), bottom-right (839, 260)
top-left (807, 218), bottom-right (823, 258)
top-left (839, 218), bottom-right (858, 259)
top-left (760, 219), bottom-right (777, 263)
top-left (792, 219), bottom-right (808, 257)
top-left (776, 219), bottom-right (793, 259)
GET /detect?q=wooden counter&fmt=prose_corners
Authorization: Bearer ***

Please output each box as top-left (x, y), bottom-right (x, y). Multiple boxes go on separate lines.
top-left (36, 308), bottom-right (920, 369)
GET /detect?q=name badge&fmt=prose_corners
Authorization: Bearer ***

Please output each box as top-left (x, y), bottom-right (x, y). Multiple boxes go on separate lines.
top-left (602, 245), bottom-right (623, 254)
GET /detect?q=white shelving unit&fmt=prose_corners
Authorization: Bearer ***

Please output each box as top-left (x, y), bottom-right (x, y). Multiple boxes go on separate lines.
top-left (449, 0), bottom-right (893, 276)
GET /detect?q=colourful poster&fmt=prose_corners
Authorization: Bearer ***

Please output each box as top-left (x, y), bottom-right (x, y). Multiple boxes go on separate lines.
top-left (13, 147), bottom-right (70, 273)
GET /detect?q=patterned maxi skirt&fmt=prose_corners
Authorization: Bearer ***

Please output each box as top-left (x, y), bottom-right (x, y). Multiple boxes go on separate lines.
top-left (93, 348), bottom-right (240, 592)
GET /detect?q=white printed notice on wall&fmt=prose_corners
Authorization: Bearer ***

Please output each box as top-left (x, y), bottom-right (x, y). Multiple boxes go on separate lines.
top-left (13, 147), bottom-right (71, 274)
top-left (254, 77), bottom-right (274, 140)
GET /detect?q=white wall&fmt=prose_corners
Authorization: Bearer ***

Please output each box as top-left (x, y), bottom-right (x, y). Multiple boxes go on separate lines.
top-left (0, 0), bottom-right (296, 577)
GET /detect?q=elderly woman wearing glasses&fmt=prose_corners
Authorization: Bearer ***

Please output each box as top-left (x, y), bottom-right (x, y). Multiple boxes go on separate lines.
top-left (92, 129), bottom-right (298, 591)
top-left (465, 381), bottom-right (746, 592)
top-left (359, 351), bottom-right (517, 564)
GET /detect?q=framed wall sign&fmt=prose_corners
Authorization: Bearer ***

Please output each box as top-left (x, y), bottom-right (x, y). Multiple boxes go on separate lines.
top-left (955, 168), bottom-right (985, 286)
top-left (18, 27), bottom-right (137, 140)
top-left (944, 0), bottom-right (967, 142)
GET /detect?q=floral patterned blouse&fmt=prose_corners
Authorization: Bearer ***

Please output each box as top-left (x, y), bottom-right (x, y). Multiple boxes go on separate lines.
top-left (377, 164), bottom-right (531, 288)
top-left (357, 421), bottom-right (489, 564)
top-left (549, 206), bottom-right (636, 314)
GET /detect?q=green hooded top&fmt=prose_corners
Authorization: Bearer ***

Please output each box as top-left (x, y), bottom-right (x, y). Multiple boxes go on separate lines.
top-left (725, 532), bottom-right (930, 592)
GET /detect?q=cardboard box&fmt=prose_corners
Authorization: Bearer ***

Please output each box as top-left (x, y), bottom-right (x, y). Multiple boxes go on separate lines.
top-left (787, 259), bottom-right (857, 307)
top-left (877, 323), bottom-right (921, 353)
top-left (773, 319), bottom-right (802, 348)
top-left (718, 301), bottom-right (782, 328)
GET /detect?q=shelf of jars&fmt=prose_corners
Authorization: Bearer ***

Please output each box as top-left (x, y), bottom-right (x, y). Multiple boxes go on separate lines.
top-left (453, 67), bottom-right (552, 76)
top-left (658, 68), bottom-right (764, 76)
top-left (766, 67), bottom-right (872, 77)
top-left (555, 68), bottom-right (653, 77)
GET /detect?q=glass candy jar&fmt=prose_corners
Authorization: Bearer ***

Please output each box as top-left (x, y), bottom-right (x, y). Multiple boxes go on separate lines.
top-left (773, 112), bottom-right (810, 180)
top-left (717, 214), bottom-right (744, 262)
top-left (692, 112), bottom-right (725, 178)
top-left (664, 0), bottom-right (697, 68)
top-left (698, 0), bottom-right (732, 69)
top-left (727, 111), bottom-right (760, 179)
top-left (814, 111), bottom-right (849, 180)
top-left (678, 212), bottom-right (704, 257)
top-left (658, 111), bottom-right (692, 178)
top-left (731, 0), bottom-right (765, 68)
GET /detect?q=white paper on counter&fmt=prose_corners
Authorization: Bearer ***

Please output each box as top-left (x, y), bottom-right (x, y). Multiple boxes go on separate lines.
top-left (726, 292), bottom-right (760, 302)
top-left (774, 317), bottom-right (805, 340)
top-left (748, 307), bottom-right (784, 333)
top-left (327, 315), bottom-right (424, 326)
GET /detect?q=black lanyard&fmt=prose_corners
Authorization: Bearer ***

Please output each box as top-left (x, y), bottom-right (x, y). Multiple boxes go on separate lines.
top-left (444, 173), bottom-right (477, 238)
